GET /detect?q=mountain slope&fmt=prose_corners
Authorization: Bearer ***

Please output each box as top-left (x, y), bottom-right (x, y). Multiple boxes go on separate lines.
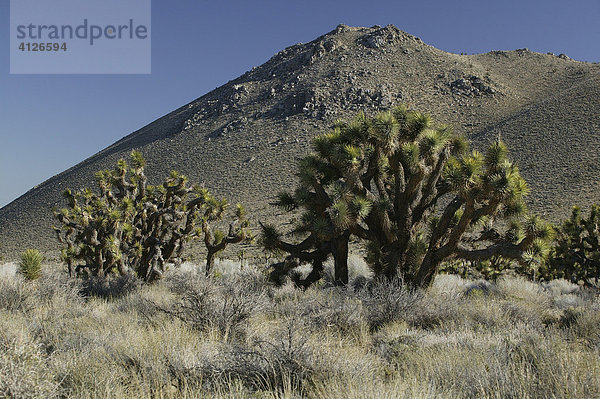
top-left (1, 24), bottom-right (599, 258)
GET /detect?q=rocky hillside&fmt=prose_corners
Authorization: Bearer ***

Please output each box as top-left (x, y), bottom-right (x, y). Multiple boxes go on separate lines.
top-left (1, 24), bottom-right (599, 259)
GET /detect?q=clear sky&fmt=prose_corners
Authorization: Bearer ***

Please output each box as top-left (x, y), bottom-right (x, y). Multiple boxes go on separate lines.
top-left (1, 0), bottom-right (599, 208)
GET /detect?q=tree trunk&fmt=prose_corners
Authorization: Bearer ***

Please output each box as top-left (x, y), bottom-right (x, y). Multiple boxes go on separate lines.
top-left (413, 253), bottom-right (441, 288)
top-left (382, 245), bottom-right (406, 282)
top-left (332, 234), bottom-right (350, 286)
top-left (205, 249), bottom-right (216, 277)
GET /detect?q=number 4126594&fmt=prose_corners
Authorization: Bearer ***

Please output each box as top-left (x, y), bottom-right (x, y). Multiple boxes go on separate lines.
top-left (18, 42), bottom-right (68, 52)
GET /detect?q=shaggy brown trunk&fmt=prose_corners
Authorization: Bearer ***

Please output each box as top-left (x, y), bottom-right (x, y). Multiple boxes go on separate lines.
top-left (332, 233), bottom-right (350, 286)
top-left (205, 250), bottom-right (217, 277)
top-left (413, 254), bottom-right (440, 288)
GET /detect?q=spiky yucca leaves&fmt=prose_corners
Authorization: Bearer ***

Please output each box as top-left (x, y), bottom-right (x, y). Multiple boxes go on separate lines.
top-left (18, 249), bottom-right (44, 281)
top-left (264, 106), bottom-right (551, 288)
top-left (53, 151), bottom-right (250, 283)
top-left (199, 189), bottom-right (253, 276)
top-left (549, 205), bottom-right (600, 288)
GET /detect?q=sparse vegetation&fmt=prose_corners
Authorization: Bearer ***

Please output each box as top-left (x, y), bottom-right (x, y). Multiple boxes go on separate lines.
top-left (0, 263), bottom-right (598, 398)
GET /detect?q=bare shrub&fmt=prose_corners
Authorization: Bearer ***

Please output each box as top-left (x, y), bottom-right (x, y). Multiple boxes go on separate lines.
top-left (0, 328), bottom-right (59, 398)
top-left (305, 288), bottom-right (365, 333)
top-left (358, 278), bottom-right (422, 330)
top-left (202, 318), bottom-right (319, 392)
top-left (272, 285), bottom-right (365, 334)
top-left (34, 270), bottom-right (83, 305)
top-left (165, 271), bottom-right (267, 340)
top-left (0, 276), bottom-right (34, 312)
top-left (80, 273), bottom-right (140, 299)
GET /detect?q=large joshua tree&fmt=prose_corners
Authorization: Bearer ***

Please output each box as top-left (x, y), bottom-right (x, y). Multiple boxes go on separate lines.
top-left (262, 106), bottom-right (551, 287)
top-left (54, 151), bottom-right (251, 282)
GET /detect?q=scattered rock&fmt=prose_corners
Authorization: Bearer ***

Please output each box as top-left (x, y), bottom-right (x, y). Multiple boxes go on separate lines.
top-left (437, 72), bottom-right (498, 97)
top-left (269, 84), bottom-right (402, 119)
top-left (360, 25), bottom-right (401, 49)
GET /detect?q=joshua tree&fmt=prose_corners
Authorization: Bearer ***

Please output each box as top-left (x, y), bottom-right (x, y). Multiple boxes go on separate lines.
top-left (260, 151), bottom-right (371, 286)
top-left (54, 151), bottom-right (251, 282)
top-left (549, 204), bottom-right (600, 288)
top-left (262, 106), bottom-right (551, 287)
top-left (197, 188), bottom-right (253, 276)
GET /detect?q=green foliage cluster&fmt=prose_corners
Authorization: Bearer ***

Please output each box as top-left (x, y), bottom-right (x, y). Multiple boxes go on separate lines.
top-left (18, 249), bottom-right (44, 281)
top-left (548, 205), bottom-right (600, 288)
top-left (262, 106), bottom-right (552, 287)
top-left (53, 151), bottom-right (251, 282)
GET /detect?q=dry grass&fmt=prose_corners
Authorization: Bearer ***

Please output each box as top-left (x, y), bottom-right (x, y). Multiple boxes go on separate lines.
top-left (0, 261), bottom-right (599, 398)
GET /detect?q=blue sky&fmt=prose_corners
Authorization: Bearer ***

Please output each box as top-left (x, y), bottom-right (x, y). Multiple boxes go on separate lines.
top-left (1, 0), bottom-right (599, 207)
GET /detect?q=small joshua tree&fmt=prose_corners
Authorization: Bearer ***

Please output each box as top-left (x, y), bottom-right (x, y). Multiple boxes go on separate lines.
top-left (197, 188), bottom-right (253, 276)
top-left (54, 151), bottom-right (251, 282)
top-left (550, 205), bottom-right (600, 288)
top-left (262, 106), bottom-right (552, 288)
top-left (19, 249), bottom-right (44, 281)
top-left (260, 153), bottom-right (370, 286)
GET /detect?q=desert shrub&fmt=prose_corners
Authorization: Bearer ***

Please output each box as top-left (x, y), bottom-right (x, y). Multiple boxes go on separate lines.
top-left (358, 278), bottom-right (422, 330)
top-left (115, 287), bottom-right (171, 323)
top-left (552, 293), bottom-right (585, 310)
top-left (430, 273), bottom-right (472, 295)
top-left (34, 270), bottom-right (83, 305)
top-left (80, 273), bottom-right (140, 299)
top-left (304, 289), bottom-right (365, 334)
top-left (0, 329), bottom-right (59, 399)
top-left (0, 276), bottom-right (35, 312)
top-left (406, 293), bottom-right (465, 330)
top-left (463, 279), bottom-right (498, 297)
top-left (496, 276), bottom-right (551, 308)
top-left (215, 318), bottom-right (318, 392)
top-left (542, 278), bottom-right (580, 296)
top-left (561, 307), bottom-right (600, 348)
top-left (18, 248), bottom-right (43, 281)
top-left (164, 271), bottom-right (267, 340)
top-left (274, 286), bottom-right (366, 334)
